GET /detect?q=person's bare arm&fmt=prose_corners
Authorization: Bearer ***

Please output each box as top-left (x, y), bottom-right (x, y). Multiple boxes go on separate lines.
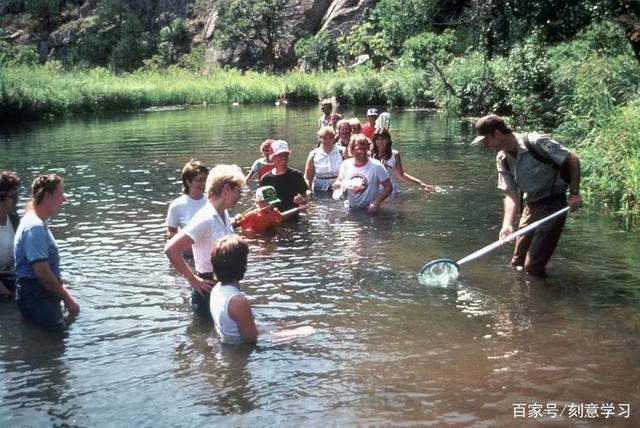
top-left (32, 261), bottom-right (79, 315)
top-left (164, 232), bottom-right (214, 295)
top-left (303, 152), bottom-right (315, 191)
top-left (394, 152), bottom-right (434, 192)
top-left (166, 226), bottom-right (178, 240)
top-left (228, 294), bottom-right (258, 344)
top-left (500, 190), bottom-right (520, 240)
top-left (369, 178), bottom-right (392, 213)
top-left (564, 153), bottom-right (583, 212)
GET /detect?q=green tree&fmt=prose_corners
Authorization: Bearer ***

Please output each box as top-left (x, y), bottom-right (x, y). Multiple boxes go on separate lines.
top-left (338, 22), bottom-right (390, 69)
top-left (467, 0), bottom-right (640, 63)
top-left (25, 0), bottom-right (60, 31)
top-left (294, 32), bottom-right (339, 71)
top-left (404, 30), bottom-right (457, 95)
top-left (215, 0), bottom-right (293, 71)
top-left (371, 0), bottom-right (440, 54)
top-left (109, 15), bottom-right (154, 72)
top-left (158, 18), bottom-right (192, 65)
top-left (79, 0), bottom-right (155, 72)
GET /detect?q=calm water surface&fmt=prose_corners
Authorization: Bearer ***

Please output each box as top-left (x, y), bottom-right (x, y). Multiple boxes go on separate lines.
top-left (1, 105), bottom-right (639, 426)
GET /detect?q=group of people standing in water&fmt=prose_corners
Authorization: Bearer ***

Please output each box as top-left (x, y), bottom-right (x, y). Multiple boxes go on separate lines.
top-left (159, 103), bottom-right (436, 344)
top-left (0, 105), bottom-right (582, 345)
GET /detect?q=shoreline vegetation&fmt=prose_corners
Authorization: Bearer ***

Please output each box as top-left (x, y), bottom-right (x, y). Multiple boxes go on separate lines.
top-left (0, 66), bottom-right (427, 120)
top-left (1, 25), bottom-right (639, 217)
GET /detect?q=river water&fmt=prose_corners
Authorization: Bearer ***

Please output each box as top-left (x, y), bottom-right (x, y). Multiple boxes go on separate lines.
top-left (1, 105), bottom-right (638, 426)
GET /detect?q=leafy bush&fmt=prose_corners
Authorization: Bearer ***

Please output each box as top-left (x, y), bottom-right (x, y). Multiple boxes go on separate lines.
top-left (0, 41), bottom-right (39, 66)
top-left (429, 52), bottom-right (509, 116)
top-left (570, 100), bottom-right (640, 212)
top-left (371, 0), bottom-right (439, 54)
top-left (492, 35), bottom-right (555, 127)
top-left (177, 45), bottom-right (208, 73)
top-left (294, 32), bottom-right (339, 71)
top-left (158, 18), bottom-right (191, 65)
top-left (337, 23), bottom-right (391, 69)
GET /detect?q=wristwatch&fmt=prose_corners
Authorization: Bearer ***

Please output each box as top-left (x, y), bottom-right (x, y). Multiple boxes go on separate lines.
top-left (569, 187), bottom-right (580, 195)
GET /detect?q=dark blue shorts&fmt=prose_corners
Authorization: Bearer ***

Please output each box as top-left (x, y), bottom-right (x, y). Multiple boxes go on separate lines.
top-left (16, 277), bottom-right (64, 330)
top-left (192, 272), bottom-right (213, 320)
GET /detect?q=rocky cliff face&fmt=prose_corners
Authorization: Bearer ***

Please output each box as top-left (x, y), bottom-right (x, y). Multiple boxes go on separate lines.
top-left (2, 0), bottom-right (377, 69)
top-left (202, 0), bottom-right (377, 69)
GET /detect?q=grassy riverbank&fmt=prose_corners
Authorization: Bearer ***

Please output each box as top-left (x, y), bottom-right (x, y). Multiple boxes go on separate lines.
top-left (2, 27), bottom-right (639, 215)
top-left (0, 65), bottom-right (425, 120)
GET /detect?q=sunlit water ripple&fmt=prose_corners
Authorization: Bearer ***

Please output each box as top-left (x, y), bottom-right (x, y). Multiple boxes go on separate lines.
top-left (0, 106), bottom-right (638, 425)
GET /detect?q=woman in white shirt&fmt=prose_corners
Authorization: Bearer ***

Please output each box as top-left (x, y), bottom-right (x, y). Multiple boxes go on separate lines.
top-left (165, 160), bottom-right (208, 239)
top-left (304, 126), bottom-right (344, 193)
top-left (0, 171), bottom-right (21, 298)
top-left (370, 128), bottom-right (435, 193)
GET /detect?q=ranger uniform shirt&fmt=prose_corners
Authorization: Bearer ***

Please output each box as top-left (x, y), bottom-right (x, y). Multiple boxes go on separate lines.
top-left (496, 132), bottom-right (571, 202)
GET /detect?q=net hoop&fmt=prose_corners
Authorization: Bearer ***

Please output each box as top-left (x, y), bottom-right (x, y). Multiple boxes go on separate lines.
top-left (418, 258), bottom-right (460, 286)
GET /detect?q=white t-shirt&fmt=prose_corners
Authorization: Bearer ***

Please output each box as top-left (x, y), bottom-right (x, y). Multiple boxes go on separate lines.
top-left (210, 283), bottom-right (243, 344)
top-left (338, 158), bottom-right (390, 209)
top-left (182, 202), bottom-right (233, 273)
top-left (0, 216), bottom-right (15, 273)
top-left (165, 194), bottom-right (207, 230)
top-left (310, 145), bottom-right (343, 192)
top-left (380, 150), bottom-right (401, 193)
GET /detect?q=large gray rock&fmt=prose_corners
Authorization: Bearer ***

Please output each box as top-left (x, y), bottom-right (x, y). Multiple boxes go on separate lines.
top-left (48, 17), bottom-right (97, 48)
top-left (203, 0), bottom-right (376, 69)
top-left (4, 0), bottom-right (377, 70)
top-left (320, 0), bottom-right (377, 37)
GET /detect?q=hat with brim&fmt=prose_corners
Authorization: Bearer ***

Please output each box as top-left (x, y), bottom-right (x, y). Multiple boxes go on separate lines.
top-left (270, 139), bottom-right (290, 156)
top-left (470, 135), bottom-right (486, 146)
top-left (256, 186), bottom-right (281, 205)
top-left (366, 108), bottom-right (379, 117)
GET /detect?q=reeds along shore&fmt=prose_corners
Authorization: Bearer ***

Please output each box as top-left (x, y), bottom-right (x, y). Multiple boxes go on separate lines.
top-left (0, 65), bottom-right (424, 120)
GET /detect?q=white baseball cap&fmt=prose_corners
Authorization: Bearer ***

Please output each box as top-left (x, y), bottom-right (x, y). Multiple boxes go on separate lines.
top-left (270, 140), bottom-right (290, 156)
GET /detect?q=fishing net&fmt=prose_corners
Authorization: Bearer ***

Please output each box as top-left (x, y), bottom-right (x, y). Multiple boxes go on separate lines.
top-left (418, 259), bottom-right (459, 286)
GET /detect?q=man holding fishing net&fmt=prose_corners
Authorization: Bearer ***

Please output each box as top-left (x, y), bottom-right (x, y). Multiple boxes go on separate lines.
top-left (471, 114), bottom-right (583, 277)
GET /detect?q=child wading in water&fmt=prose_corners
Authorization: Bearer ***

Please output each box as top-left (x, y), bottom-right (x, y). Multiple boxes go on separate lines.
top-left (209, 235), bottom-right (257, 345)
top-left (235, 186), bottom-right (307, 233)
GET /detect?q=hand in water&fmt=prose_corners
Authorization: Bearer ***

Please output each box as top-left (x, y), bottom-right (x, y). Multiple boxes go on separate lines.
top-left (422, 183), bottom-right (436, 193)
top-left (64, 296), bottom-right (80, 316)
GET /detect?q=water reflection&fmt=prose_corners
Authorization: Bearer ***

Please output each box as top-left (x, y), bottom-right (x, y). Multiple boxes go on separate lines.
top-left (1, 106), bottom-right (639, 425)
top-left (0, 320), bottom-right (71, 426)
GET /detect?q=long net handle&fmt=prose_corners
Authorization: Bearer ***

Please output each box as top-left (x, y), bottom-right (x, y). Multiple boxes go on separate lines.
top-left (457, 206), bottom-right (570, 266)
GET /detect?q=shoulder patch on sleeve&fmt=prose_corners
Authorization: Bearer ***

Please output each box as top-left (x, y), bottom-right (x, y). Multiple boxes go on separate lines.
top-left (538, 138), bottom-right (558, 155)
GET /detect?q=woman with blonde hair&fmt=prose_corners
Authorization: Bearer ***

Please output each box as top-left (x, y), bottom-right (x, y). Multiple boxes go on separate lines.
top-left (164, 164), bottom-right (245, 319)
top-left (334, 119), bottom-right (352, 153)
top-left (14, 174), bottom-right (79, 329)
top-left (304, 126), bottom-right (344, 193)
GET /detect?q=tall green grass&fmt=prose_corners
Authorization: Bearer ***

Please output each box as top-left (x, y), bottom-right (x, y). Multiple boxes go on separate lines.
top-left (0, 65), bottom-right (425, 120)
top-left (557, 99), bottom-right (640, 213)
